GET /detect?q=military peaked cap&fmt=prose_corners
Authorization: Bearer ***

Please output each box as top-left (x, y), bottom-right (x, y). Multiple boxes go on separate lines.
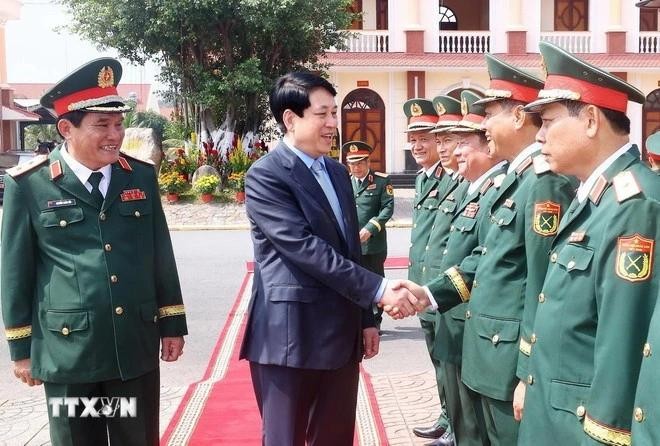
top-left (403, 98), bottom-right (437, 132)
top-left (647, 132), bottom-right (660, 161)
top-left (525, 42), bottom-right (645, 113)
top-left (451, 91), bottom-right (487, 133)
top-left (343, 140), bottom-right (374, 163)
top-left (474, 54), bottom-right (544, 106)
top-left (431, 95), bottom-right (463, 133)
top-left (41, 57), bottom-right (131, 117)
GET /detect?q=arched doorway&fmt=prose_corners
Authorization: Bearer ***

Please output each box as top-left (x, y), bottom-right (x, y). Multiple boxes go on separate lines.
top-left (341, 89), bottom-right (386, 172)
top-left (643, 88), bottom-right (660, 159)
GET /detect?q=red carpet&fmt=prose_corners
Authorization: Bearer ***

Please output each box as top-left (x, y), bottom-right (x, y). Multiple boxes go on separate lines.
top-left (161, 259), bottom-right (406, 445)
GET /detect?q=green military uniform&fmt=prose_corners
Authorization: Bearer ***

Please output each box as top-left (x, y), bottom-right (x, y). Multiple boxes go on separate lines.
top-left (0, 58), bottom-right (187, 446)
top-left (345, 141), bottom-right (394, 328)
top-left (646, 131), bottom-right (660, 173)
top-left (518, 42), bottom-right (659, 446)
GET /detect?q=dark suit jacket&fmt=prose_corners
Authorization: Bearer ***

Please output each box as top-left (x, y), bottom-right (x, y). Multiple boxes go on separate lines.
top-left (240, 142), bottom-right (381, 370)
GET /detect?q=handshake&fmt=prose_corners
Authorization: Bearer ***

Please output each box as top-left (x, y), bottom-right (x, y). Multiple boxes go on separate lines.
top-left (377, 280), bottom-right (431, 319)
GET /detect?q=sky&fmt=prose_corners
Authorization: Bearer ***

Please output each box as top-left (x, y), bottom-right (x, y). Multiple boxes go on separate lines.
top-left (5, 0), bottom-right (160, 87)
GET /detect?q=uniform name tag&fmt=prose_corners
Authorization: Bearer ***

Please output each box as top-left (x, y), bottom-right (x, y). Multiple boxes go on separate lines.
top-left (120, 189), bottom-right (147, 201)
top-left (47, 199), bottom-right (76, 208)
top-left (366, 184), bottom-right (377, 190)
top-left (569, 231), bottom-right (586, 243)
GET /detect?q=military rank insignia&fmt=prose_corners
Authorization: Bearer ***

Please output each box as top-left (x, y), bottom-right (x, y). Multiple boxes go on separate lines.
top-left (462, 202), bottom-right (479, 218)
top-left (386, 184), bottom-right (394, 196)
top-left (120, 189), bottom-right (147, 201)
top-left (616, 234), bottom-right (654, 282)
top-left (533, 201), bottom-right (560, 236)
top-left (366, 184), bottom-right (377, 190)
top-left (429, 190), bottom-right (438, 198)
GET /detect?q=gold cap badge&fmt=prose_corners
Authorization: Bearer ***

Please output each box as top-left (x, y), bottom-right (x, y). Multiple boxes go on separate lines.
top-left (461, 97), bottom-right (468, 116)
top-left (436, 103), bottom-right (446, 116)
top-left (98, 66), bottom-right (115, 88)
top-left (411, 103), bottom-right (422, 117)
top-left (349, 144), bottom-right (358, 152)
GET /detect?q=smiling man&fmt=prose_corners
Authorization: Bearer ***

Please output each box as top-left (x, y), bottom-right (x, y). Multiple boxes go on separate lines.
top-left (518, 42), bottom-right (660, 446)
top-left (0, 58), bottom-right (187, 446)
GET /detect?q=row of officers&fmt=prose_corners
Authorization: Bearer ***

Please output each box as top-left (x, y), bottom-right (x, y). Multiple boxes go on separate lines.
top-left (350, 41), bottom-right (660, 446)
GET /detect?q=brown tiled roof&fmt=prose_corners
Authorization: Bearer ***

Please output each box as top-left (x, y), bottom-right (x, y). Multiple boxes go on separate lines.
top-left (322, 52), bottom-right (660, 70)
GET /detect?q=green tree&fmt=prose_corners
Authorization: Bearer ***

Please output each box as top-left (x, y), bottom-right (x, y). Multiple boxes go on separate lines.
top-left (60, 0), bottom-right (354, 136)
top-left (23, 124), bottom-right (62, 151)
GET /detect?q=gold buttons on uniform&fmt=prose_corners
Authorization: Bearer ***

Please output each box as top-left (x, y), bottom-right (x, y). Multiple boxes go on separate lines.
top-left (482, 247), bottom-right (487, 255)
top-left (425, 245), bottom-right (429, 251)
top-left (550, 252), bottom-right (558, 263)
top-left (465, 310), bottom-right (471, 319)
top-left (134, 211), bottom-right (141, 218)
top-left (576, 405), bottom-right (586, 418)
top-left (499, 218), bottom-right (504, 225)
top-left (538, 293), bottom-right (546, 303)
top-left (530, 334), bottom-right (537, 344)
top-left (527, 375), bottom-right (534, 385)
top-left (104, 244), bottom-right (112, 252)
top-left (115, 306), bottom-right (124, 315)
top-left (567, 260), bottom-right (576, 270)
top-left (492, 334), bottom-right (500, 345)
top-left (422, 266), bottom-right (426, 272)
top-left (443, 249), bottom-right (448, 255)
top-left (643, 342), bottom-right (652, 357)
top-left (110, 275), bottom-right (118, 283)
top-left (634, 407), bottom-right (645, 423)
top-left (153, 315), bottom-right (158, 323)
top-left (61, 327), bottom-right (70, 336)
top-left (99, 212), bottom-right (106, 221)
top-left (450, 225), bottom-right (455, 232)
top-left (417, 205), bottom-right (421, 210)
top-left (59, 220), bottom-right (67, 228)
top-left (473, 280), bottom-right (478, 289)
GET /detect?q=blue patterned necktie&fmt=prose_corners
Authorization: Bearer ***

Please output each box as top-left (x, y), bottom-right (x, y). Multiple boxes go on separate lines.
top-left (88, 171), bottom-right (105, 208)
top-left (311, 159), bottom-right (346, 238)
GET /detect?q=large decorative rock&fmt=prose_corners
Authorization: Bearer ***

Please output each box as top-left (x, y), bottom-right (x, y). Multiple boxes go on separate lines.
top-left (121, 128), bottom-right (162, 169)
top-left (192, 165), bottom-right (221, 185)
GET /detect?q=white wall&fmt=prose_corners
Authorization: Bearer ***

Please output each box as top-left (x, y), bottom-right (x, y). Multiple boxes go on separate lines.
top-left (363, 0), bottom-right (377, 30)
top-left (540, 0), bottom-right (554, 31)
top-left (489, 0), bottom-right (508, 53)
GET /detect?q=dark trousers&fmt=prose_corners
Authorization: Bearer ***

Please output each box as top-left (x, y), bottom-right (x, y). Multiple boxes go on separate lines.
top-left (478, 393), bottom-right (519, 446)
top-left (420, 317), bottom-right (450, 431)
top-left (361, 252), bottom-right (387, 327)
top-left (441, 361), bottom-right (489, 446)
top-left (250, 360), bottom-right (359, 446)
top-left (44, 368), bottom-right (160, 446)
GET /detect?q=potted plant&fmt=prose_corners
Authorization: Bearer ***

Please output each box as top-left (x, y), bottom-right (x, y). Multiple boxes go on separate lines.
top-left (193, 175), bottom-right (220, 203)
top-left (228, 171), bottom-right (246, 203)
top-left (158, 171), bottom-right (188, 203)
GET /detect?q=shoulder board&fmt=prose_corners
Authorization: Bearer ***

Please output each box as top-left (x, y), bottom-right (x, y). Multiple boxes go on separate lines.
top-left (118, 151), bottom-right (154, 167)
top-left (533, 154), bottom-right (552, 174)
top-left (374, 171), bottom-right (389, 178)
top-left (612, 171), bottom-right (642, 203)
top-left (5, 155), bottom-right (48, 178)
top-left (515, 156), bottom-right (533, 175)
top-left (479, 178), bottom-right (494, 195)
top-left (589, 175), bottom-right (608, 205)
top-left (434, 166), bottom-right (444, 178)
top-left (493, 173), bottom-right (506, 188)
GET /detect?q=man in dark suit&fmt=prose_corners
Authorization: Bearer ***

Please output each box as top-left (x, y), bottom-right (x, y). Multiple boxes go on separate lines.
top-left (1, 58), bottom-right (187, 446)
top-left (240, 72), bottom-right (420, 446)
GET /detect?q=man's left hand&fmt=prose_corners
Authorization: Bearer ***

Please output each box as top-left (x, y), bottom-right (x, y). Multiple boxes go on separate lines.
top-left (359, 228), bottom-right (372, 243)
top-left (362, 327), bottom-right (380, 359)
top-left (161, 336), bottom-right (185, 362)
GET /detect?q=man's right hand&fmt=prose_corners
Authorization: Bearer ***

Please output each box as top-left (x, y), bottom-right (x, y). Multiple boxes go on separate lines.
top-left (392, 280), bottom-right (431, 312)
top-left (378, 280), bottom-right (431, 318)
top-left (13, 359), bottom-right (42, 386)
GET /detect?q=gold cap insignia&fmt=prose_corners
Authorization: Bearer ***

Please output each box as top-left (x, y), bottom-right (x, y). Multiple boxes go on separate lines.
top-left (410, 103), bottom-right (422, 117)
top-left (98, 66), bottom-right (115, 88)
top-left (349, 144), bottom-right (358, 152)
top-left (435, 103), bottom-right (446, 116)
top-left (461, 97), bottom-right (468, 116)
top-left (540, 54), bottom-right (548, 79)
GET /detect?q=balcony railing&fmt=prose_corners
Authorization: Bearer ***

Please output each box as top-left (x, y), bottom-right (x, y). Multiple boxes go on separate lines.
top-left (540, 32), bottom-right (592, 53)
top-left (640, 32), bottom-right (660, 53)
top-left (330, 30), bottom-right (390, 52)
top-left (438, 31), bottom-right (491, 53)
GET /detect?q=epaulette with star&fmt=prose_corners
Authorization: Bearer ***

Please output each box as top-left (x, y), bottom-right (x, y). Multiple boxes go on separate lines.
top-left (612, 171), bottom-right (642, 203)
top-left (374, 171), bottom-right (389, 178)
top-left (533, 154), bottom-right (552, 174)
top-left (5, 155), bottom-right (48, 178)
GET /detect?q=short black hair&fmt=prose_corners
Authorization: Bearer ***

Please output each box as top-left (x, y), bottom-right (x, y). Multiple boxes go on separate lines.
top-left (55, 110), bottom-right (87, 138)
top-left (499, 99), bottom-right (542, 128)
top-left (561, 100), bottom-right (630, 135)
top-left (269, 72), bottom-right (337, 134)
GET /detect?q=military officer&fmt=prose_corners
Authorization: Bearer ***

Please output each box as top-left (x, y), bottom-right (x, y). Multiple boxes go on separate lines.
top-left (430, 90), bottom-right (508, 446)
top-left (344, 140), bottom-right (394, 330)
top-left (401, 54), bottom-right (576, 445)
top-left (404, 98), bottom-right (452, 442)
top-left (516, 42), bottom-right (660, 446)
top-left (646, 131), bottom-right (660, 172)
top-left (1, 58), bottom-right (188, 446)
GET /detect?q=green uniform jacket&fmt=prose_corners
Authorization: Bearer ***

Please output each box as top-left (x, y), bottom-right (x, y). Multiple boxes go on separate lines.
top-left (632, 287), bottom-right (660, 445)
top-left (519, 152), bottom-right (660, 446)
top-left (432, 164), bottom-right (508, 366)
top-left (352, 170), bottom-right (394, 255)
top-left (408, 164), bottom-right (450, 285)
top-left (1, 148), bottom-right (188, 384)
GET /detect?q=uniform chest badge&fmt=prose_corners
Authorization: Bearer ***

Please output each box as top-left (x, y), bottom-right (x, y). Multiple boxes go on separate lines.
top-left (366, 183), bottom-right (377, 190)
top-left (616, 234), bottom-right (654, 282)
top-left (533, 201), bottom-right (561, 237)
top-left (120, 189), bottom-right (147, 201)
top-left (462, 202), bottom-right (480, 218)
top-left (386, 184), bottom-right (394, 196)
top-left (569, 231), bottom-right (586, 243)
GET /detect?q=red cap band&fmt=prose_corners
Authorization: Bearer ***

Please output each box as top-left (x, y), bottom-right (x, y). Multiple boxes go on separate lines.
top-left (543, 75), bottom-right (629, 113)
top-left (463, 113), bottom-right (484, 125)
top-left (489, 79), bottom-right (540, 103)
top-left (53, 86), bottom-right (120, 116)
top-left (437, 114), bottom-right (463, 123)
top-left (409, 115), bottom-right (439, 125)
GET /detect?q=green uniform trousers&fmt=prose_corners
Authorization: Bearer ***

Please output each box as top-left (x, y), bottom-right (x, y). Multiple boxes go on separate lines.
top-left (441, 361), bottom-right (488, 446)
top-left (44, 368), bottom-right (159, 446)
top-left (479, 393), bottom-right (519, 446)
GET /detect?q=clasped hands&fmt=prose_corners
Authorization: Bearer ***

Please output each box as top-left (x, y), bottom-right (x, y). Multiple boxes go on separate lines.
top-left (377, 280), bottom-right (430, 319)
